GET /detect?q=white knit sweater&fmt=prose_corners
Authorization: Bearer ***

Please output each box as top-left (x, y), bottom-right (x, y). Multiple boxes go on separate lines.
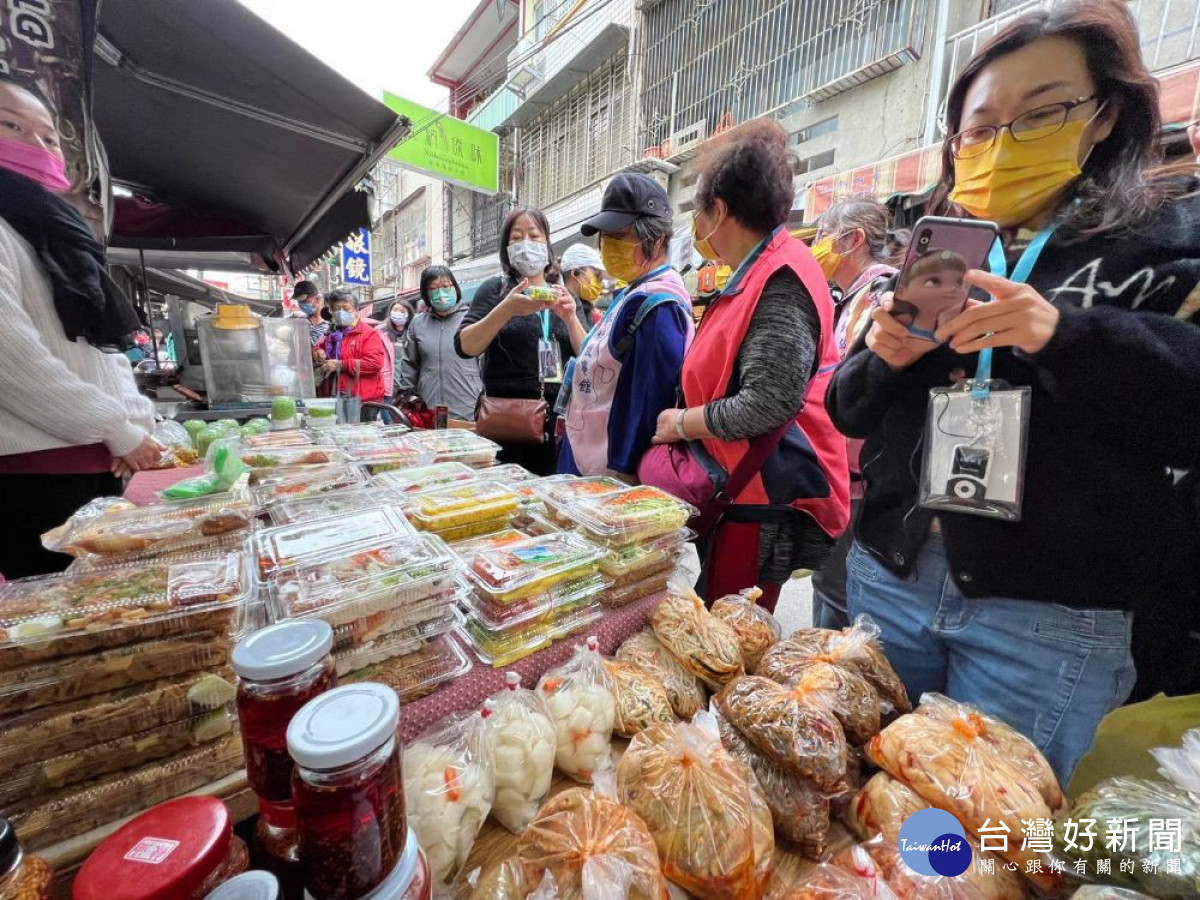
top-left (0, 217), bottom-right (154, 460)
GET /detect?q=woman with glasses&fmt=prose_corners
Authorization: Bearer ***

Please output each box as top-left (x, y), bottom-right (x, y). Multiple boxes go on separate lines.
top-left (827, 0), bottom-right (1200, 782)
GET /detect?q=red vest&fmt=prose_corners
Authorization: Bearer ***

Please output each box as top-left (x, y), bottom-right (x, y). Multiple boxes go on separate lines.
top-left (681, 228), bottom-right (850, 538)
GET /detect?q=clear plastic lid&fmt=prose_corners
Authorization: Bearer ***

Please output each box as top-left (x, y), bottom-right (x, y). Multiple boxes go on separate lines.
top-left (598, 528), bottom-right (691, 579)
top-left (266, 486), bottom-right (401, 526)
top-left (373, 462), bottom-right (480, 496)
top-left (599, 568), bottom-right (672, 608)
top-left (459, 572), bottom-right (607, 631)
top-left (568, 486), bottom-right (696, 547)
top-left (341, 634), bottom-right (472, 703)
top-left (327, 424), bottom-right (412, 447)
top-left (287, 683), bottom-right (400, 770)
top-left (533, 475), bottom-right (627, 514)
top-left (253, 507), bottom-right (416, 577)
top-left (460, 533), bottom-right (605, 603)
top-left (242, 430), bottom-right (317, 450)
top-left (0, 553), bottom-right (252, 670)
top-left (406, 482), bottom-right (521, 533)
top-left (344, 441), bottom-right (422, 473)
top-left (486, 464), bottom-right (539, 484)
top-left (332, 602), bottom-right (460, 672)
top-left (269, 534), bottom-right (461, 625)
top-left (399, 430), bottom-right (500, 467)
top-left (448, 524), bottom-right (557, 556)
top-left (457, 602), bottom-right (603, 668)
top-left (247, 463), bottom-right (371, 507)
top-left (233, 445), bottom-right (351, 470)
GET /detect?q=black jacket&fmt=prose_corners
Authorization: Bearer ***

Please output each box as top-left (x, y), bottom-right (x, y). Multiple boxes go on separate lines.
top-left (827, 192), bottom-right (1200, 617)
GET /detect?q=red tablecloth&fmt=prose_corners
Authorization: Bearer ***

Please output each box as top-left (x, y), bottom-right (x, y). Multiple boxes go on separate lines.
top-left (399, 592), bottom-right (663, 743)
top-left (124, 465), bottom-right (203, 505)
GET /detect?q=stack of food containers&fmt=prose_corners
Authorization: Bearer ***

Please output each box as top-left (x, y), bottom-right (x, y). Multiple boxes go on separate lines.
top-left (400, 430), bottom-right (500, 469)
top-left (532, 475), bottom-right (627, 528)
top-left (0, 552), bottom-right (254, 850)
top-left (372, 462), bottom-right (481, 503)
top-left (456, 533), bottom-right (609, 666)
top-left (405, 481), bottom-right (522, 544)
top-left (265, 485), bottom-right (403, 526)
top-left (567, 486), bottom-right (696, 606)
top-left (248, 464), bottom-right (372, 509)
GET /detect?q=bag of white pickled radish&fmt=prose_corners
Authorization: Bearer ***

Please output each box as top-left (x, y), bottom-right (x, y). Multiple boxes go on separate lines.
top-left (537, 636), bottom-right (617, 783)
top-left (486, 671), bottom-right (557, 833)
top-left (403, 703), bottom-right (496, 891)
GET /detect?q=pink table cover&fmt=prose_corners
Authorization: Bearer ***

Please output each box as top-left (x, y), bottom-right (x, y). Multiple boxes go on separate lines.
top-left (124, 465), bottom-right (203, 505)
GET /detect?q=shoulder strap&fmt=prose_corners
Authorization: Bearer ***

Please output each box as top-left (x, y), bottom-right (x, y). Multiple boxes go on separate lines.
top-left (613, 291), bottom-right (686, 357)
top-left (689, 419), bottom-right (791, 538)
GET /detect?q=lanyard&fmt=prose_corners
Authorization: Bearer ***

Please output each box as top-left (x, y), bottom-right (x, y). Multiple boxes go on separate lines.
top-left (539, 309), bottom-right (551, 343)
top-left (973, 224), bottom-right (1056, 398)
top-left (577, 264), bottom-right (671, 357)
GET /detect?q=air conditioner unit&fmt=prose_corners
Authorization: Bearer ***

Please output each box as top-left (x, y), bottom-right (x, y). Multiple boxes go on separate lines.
top-left (670, 120), bottom-right (706, 157)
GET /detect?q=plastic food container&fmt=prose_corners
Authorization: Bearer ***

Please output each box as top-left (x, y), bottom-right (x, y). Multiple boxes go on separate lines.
top-left (243, 431), bottom-right (317, 450)
top-left (569, 486), bottom-right (696, 548)
top-left (205, 870), bottom-right (281, 900)
top-left (341, 635), bottom-right (472, 702)
top-left (237, 447), bottom-right (350, 471)
top-left (448, 523), bottom-right (557, 556)
top-left (8, 735), bottom-right (244, 852)
top-left (288, 684), bottom-right (407, 900)
top-left (460, 573), bottom-right (607, 631)
top-left (372, 462), bottom-right (479, 497)
top-left (0, 818), bottom-right (52, 900)
top-left (598, 529), bottom-right (690, 581)
top-left (48, 498), bottom-right (256, 563)
top-left (461, 533), bottom-right (605, 605)
top-left (0, 553), bottom-right (252, 671)
top-left (327, 424), bottom-right (412, 447)
top-left (266, 487), bottom-right (402, 526)
top-left (0, 668), bottom-right (237, 781)
top-left (273, 397), bottom-right (299, 428)
top-left (248, 464), bottom-right (371, 508)
top-left (600, 569), bottom-right (672, 608)
top-left (253, 508), bottom-right (415, 578)
top-left (399, 430), bottom-right (500, 468)
top-left (486, 464), bottom-right (538, 484)
top-left (233, 620), bottom-right (336, 805)
top-left (457, 602), bottom-right (603, 668)
top-left (406, 482), bottom-right (520, 536)
top-left (533, 475), bottom-right (627, 525)
top-left (331, 600), bottom-right (461, 678)
top-left (73, 796), bottom-right (248, 900)
top-left (344, 442), bottom-right (421, 475)
top-left (304, 399), bottom-right (337, 427)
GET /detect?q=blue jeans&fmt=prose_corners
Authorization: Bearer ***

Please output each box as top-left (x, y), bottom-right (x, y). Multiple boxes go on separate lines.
top-left (846, 537), bottom-right (1135, 784)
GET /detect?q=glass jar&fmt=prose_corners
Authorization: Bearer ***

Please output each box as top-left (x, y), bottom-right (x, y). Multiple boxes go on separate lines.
top-left (288, 684), bottom-right (406, 900)
top-left (252, 803), bottom-right (304, 900)
top-left (74, 797), bottom-right (248, 900)
top-left (0, 819), bottom-right (52, 900)
top-left (234, 620), bottom-right (336, 804)
top-left (303, 833), bottom-right (430, 900)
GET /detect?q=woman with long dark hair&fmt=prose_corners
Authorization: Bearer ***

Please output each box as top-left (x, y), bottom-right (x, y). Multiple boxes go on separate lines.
top-left (455, 207), bottom-right (585, 474)
top-left (827, 0), bottom-right (1200, 780)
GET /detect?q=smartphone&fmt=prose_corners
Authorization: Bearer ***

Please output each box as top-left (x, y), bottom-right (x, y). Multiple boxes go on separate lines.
top-left (893, 216), bottom-right (1000, 342)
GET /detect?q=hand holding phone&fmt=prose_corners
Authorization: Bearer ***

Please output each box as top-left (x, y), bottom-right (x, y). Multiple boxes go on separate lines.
top-left (894, 217), bottom-right (999, 343)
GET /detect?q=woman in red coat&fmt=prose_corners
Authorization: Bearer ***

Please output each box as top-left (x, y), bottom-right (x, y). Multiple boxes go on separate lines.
top-left (317, 289), bottom-right (389, 406)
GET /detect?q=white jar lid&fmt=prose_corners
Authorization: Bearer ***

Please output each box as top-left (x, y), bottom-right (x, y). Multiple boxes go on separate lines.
top-left (233, 619), bottom-right (333, 681)
top-left (305, 830), bottom-right (419, 900)
top-left (288, 683), bottom-right (400, 770)
top-left (205, 870), bottom-right (280, 900)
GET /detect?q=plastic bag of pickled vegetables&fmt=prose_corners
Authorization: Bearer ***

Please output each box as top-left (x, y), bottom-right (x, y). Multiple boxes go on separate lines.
top-left (866, 696), bottom-right (1064, 895)
top-left (1152, 726), bottom-right (1200, 794)
top-left (714, 675), bottom-right (849, 793)
top-left (713, 705), bottom-right (831, 859)
top-left (604, 659), bottom-right (674, 738)
top-left (615, 630), bottom-right (705, 720)
top-left (831, 837), bottom-right (1019, 900)
top-left (758, 657), bottom-right (882, 746)
top-left (485, 672), bottom-right (556, 833)
top-left (537, 637), bottom-right (616, 783)
top-left (767, 863), bottom-right (898, 900)
top-left (515, 782), bottom-right (669, 900)
top-left (709, 587), bottom-right (781, 672)
top-left (1049, 776), bottom-right (1200, 898)
top-left (616, 712), bottom-right (774, 900)
top-left (759, 617), bottom-right (910, 716)
top-left (915, 693), bottom-right (1064, 811)
top-left (847, 773), bottom-right (929, 841)
top-left (403, 705), bottom-right (496, 888)
top-left (650, 580), bottom-right (744, 689)
top-left (1069, 889), bottom-right (1156, 899)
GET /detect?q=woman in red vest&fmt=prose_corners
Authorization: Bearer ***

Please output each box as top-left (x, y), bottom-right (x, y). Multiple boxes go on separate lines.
top-left (651, 119), bottom-right (850, 611)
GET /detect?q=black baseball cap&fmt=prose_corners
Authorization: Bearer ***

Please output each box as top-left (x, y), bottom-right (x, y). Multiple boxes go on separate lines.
top-left (581, 173), bottom-right (672, 236)
top-left (293, 280), bottom-right (319, 299)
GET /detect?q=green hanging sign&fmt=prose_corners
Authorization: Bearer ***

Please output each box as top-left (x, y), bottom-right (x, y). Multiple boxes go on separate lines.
top-left (383, 91), bottom-right (499, 195)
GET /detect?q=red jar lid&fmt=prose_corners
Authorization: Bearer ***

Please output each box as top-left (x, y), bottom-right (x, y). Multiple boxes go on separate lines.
top-left (74, 796), bottom-right (232, 900)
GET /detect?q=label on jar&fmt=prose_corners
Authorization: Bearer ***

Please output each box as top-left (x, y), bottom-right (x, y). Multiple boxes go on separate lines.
top-left (123, 837), bottom-right (180, 864)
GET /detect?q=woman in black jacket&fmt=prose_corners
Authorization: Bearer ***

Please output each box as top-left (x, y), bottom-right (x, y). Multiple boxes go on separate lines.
top-left (827, 0), bottom-right (1200, 781)
top-left (455, 207), bottom-right (585, 474)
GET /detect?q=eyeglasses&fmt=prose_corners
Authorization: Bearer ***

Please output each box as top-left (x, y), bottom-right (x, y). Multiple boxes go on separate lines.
top-left (949, 96), bottom-right (1099, 159)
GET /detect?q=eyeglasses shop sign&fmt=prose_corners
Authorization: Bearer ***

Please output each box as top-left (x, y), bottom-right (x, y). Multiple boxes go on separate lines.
top-left (341, 228), bottom-right (371, 285)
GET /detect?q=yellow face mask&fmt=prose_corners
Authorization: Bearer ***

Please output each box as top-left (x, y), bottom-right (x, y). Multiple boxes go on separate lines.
top-left (810, 236), bottom-right (843, 280)
top-left (600, 235), bottom-right (644, 284)
top-left (578, 271), bottom-right (603, 303)
top-left (691, 216), bottom-right (720, 262)
top-left (950, 114), bottom-right (1098, 228)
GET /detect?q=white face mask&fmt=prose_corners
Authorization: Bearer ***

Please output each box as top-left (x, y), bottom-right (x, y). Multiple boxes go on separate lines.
top-left (508, 239), bottom-right (549, 277)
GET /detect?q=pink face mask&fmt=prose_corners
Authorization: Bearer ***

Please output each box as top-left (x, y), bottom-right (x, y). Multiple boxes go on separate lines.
top-left (0, 135), bottom-right (69, 192)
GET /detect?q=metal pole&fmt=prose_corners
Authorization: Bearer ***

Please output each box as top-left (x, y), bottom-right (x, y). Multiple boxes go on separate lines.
top-left (138, 247), bottom-right (159, 367)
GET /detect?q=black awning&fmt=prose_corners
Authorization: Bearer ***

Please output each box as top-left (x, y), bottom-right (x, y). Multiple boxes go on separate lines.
top-left (94, 0), bottom-right (408, 272)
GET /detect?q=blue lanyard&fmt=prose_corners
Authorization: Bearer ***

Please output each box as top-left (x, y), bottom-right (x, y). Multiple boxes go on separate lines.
top-left (973, 224), bottom-right (1056, 397)
top-left (540, 309), bottom-right (551, 342)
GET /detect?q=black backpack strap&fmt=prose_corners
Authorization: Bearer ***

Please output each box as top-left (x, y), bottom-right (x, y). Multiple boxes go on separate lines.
top-left (612, 291), bottom-right (687, 358)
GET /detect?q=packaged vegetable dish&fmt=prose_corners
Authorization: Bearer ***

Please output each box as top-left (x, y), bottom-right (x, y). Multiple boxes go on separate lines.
top-left (605, 659), bottom-right (674, 738)
top-left (710, 587), bottom-right (781, 672)
top-left (252, 507), bottom-right (414, 577)
top-left (533, 476), bottom-right (627, 526)
top-left (463, 533), bottom-right (605, 605)
top-left (615, 630), bottom-right (705, 719)
top-left (570, 487), bottom-right (695, 548)
top-left (485, 673), bottom-right (556, 834)
top-left (617, 715), bottom-right (774, 900)
top-left (44, 498), bottom-right (254, 561)
top-left (651, 587), bottom-right (744, 689)
top-left (538, 637), bottom-right (616, 783)
top-left (764, 660), bottom-right (882, 746)
top-left (406, 481), bottom-right (521, 535)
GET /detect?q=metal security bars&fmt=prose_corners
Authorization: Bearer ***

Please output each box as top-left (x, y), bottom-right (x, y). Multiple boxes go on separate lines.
top-left (519, 53), bottom-right (635, 208)
top-left (641, 0), bottom-right (926, 153)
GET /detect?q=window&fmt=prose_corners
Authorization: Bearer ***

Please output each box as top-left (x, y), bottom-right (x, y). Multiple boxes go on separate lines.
top-left (530, 0), bottom-right (578, 40)
top-left (396, 193), bottom-right (427, 265)
top-left (791, 116), bottom-right (839, 147)
top-left (796, 149), bottom-right (837, 175)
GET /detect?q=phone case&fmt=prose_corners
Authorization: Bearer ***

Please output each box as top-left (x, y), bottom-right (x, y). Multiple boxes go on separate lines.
top-left (894, 216), bottom-right (999, 342)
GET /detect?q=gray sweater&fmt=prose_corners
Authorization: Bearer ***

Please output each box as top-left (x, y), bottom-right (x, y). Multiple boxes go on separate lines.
top-left (399, 307), bottom-right (483, 422)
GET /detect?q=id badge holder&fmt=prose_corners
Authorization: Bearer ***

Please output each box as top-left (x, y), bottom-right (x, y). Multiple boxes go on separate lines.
top-left (538, 338), bottom-right (563, 384)
top-left (554, 357), bottom-right (576, 416)
top-left (919, 380), bottom-right (1031, 521)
